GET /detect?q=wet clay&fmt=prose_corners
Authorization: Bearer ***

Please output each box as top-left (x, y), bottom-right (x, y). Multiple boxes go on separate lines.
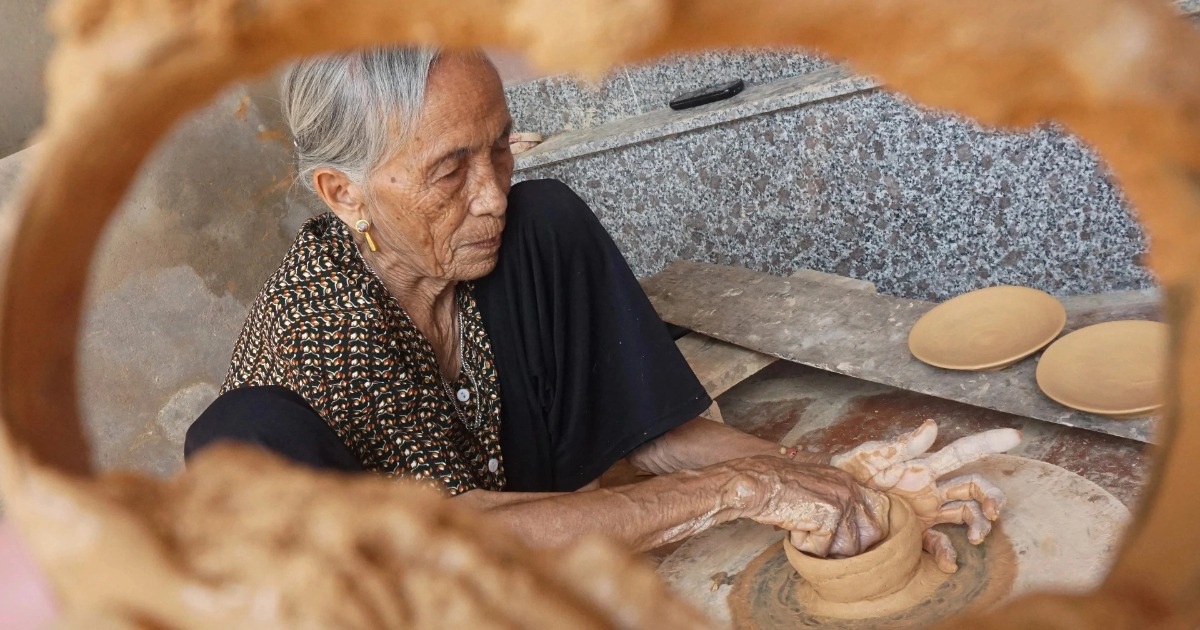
top-left (783, 497), bottom-right (950, 618)
top-left (731, 521), bottom-right (1017, 629)
top-left (2, 0), bottom-right (1200, 627)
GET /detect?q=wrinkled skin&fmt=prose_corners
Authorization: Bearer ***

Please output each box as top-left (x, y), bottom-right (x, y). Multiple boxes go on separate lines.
top-left (308, 52), bottom-right (515, 380)
top-left (314, 52), bottom-right (515, 285)
top-left (733, 455), bottom-right (893, 558)
top-left (831, 420), bottom-right (1023, 572)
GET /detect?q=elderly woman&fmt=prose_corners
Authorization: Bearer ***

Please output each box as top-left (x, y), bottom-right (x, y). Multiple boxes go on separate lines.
top-left (186, 47), bottom-right (1019, 565)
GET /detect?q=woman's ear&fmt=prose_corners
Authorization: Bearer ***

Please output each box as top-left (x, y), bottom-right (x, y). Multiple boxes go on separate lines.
top-left (312, 168), bottom-right (367, 222)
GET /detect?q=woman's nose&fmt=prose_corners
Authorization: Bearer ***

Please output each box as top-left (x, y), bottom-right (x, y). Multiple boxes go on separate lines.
top-left (469, 166), bottom-right (509, 218)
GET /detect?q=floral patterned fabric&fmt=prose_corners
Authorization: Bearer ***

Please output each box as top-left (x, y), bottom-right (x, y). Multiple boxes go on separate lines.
top-left (222, 213), bottom-right (505, 495)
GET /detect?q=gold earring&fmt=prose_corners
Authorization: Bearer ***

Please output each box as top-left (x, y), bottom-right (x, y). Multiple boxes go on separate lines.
top-left (354, 219), bottom-right (378, 252)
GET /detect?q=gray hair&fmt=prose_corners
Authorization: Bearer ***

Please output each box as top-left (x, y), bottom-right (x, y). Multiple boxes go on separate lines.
top-left (282, 46), bottom-right (442, 194)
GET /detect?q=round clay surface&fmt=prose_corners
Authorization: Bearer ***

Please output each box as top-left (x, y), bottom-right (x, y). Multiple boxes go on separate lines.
top-left (656, 456), bottom-right (1129, 628)
top-left (1035, 319), bottom-right (1167, 417)
top-left (908, 286), bottom-right (1066, 371)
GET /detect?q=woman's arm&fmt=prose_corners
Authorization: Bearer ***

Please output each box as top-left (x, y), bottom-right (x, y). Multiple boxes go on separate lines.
top-left (454, 455), bottom-right (888, 555)
top-left (627, 417), bottom-right (1023, 573)
top-left (628, 417), bottom-right (821, 475)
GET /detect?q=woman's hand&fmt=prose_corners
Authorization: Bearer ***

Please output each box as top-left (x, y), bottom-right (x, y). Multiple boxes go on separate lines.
top-left (729, 456), bottom-right (892, 558)
top-left (830, 420), bottom-right (1021, 573)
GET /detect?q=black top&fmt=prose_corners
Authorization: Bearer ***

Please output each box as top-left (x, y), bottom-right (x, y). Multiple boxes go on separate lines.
top-left (187, 179), bottom-right (712, 493)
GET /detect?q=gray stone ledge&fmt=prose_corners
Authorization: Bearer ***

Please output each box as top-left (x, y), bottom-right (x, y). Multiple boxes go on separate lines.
top-left (515, 66), bottom-right (878, 171)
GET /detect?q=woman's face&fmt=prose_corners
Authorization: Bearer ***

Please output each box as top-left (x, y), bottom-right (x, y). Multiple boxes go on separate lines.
top-left (363, 53), bottom-right (515, 282)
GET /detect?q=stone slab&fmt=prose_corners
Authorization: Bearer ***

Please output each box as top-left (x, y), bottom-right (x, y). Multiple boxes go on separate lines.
top-left (676, 333), bottom-right (779, 400)
top-left (505, 49), bottom-right (833, 139)
top-left (790, 268), bottom-right (877, 294)
top-left (515, 66), bottom-right (876, 170)
top-left (642, 261), bottom-right (1156, 443)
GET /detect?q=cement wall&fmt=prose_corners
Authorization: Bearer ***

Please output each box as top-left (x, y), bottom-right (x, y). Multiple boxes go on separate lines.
top-left (0, 0), bottom-right (54, 157)
top-left (0, 75), bottom-right (318, 475)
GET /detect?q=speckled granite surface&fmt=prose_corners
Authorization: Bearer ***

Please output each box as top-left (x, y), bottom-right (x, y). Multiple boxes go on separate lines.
top-left (505, 49), bottom-right (830, 136)
top-left (517, 88), bottom-right (1151, 301)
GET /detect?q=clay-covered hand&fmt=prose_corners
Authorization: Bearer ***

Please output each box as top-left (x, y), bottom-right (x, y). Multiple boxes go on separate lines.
top-left (731, 455), bottom-right (892, 559)
top-left (830, 420), bottom-right (1021, 573)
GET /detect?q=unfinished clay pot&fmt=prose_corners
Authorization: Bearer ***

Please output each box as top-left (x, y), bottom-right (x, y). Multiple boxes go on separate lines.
top-left (782, 497), bottom-right (949, 619)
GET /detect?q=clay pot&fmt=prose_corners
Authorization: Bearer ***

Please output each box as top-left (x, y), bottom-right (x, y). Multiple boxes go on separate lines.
top-left (783, 496), bottom-right (922, 603)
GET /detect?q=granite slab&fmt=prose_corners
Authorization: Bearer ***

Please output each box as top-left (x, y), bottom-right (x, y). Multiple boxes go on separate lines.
top-left (642, 261), bottom-right (1157, 443)
top-left (520, 85), bottom-right (1152, 301)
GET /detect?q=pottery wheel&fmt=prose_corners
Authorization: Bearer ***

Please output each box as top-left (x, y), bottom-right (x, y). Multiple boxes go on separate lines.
top-left (654, 455), bottom-right (1130, 629)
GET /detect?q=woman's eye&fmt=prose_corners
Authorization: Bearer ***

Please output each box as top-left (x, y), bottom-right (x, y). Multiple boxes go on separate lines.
top-left (439, 163), bottom-right (465, 181)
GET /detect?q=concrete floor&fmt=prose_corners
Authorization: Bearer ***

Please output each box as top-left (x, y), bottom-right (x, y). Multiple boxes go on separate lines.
top-left (719, 361), bottom-right (1151, 510)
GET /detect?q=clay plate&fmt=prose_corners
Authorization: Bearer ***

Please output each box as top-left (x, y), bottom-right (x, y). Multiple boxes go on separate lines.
top-left (909, 286), bottom-right (1066, 371)
top-left (1035, 320), bottom-right (1167, 418)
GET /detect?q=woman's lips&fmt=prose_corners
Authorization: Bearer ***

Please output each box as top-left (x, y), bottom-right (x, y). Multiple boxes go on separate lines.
top-left (465, 236), bottom-right (501, 250)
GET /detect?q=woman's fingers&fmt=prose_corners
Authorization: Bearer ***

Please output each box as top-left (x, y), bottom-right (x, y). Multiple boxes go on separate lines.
top-left (789, 529), bottom-right (810, 553)
top-left (858, 489), bottom-right (891, 544)
top-left (796, 528), bottom-right (837, 558)
top-left (831, 420), bottom-right (938, 482)
top-left (923, 429), bottom-right (1023, 479)
top-left (779, 486), bottom-right (890, 559)
top-left (922, 528), bottom-right (959, 573)
top-left (934, 500), bottom-right (992, 544)
top-left (827, 512), bottom-right (862, 558)
top-left (938, 473), bottom-right (1007, 520)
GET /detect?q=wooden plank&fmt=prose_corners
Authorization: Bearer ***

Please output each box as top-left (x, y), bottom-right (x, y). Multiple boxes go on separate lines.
top-left (644, 261), bottom-right (1156, 444)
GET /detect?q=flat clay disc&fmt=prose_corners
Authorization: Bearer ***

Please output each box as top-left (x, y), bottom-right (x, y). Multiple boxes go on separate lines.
top-left (908, 286), bottom-right (1066, 371)
top-left (1036, 320), bottom-right (1167, 417)
top-left (728, 522), bottom-right (1013, 629)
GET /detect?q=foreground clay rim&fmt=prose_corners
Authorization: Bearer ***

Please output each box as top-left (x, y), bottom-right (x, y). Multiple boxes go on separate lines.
top-left (783, 496), bottom-right (922, 603)
top-left (3, 0), bottom-right (1200, 626)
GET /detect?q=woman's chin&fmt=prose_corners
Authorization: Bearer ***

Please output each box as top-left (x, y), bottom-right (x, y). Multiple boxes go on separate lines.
top-left (456, 256), bottom-right (500, 281)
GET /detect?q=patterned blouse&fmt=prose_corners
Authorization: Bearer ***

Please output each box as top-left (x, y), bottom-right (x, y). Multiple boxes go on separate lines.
top-left (222, 213), bottom-right (506, 495)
